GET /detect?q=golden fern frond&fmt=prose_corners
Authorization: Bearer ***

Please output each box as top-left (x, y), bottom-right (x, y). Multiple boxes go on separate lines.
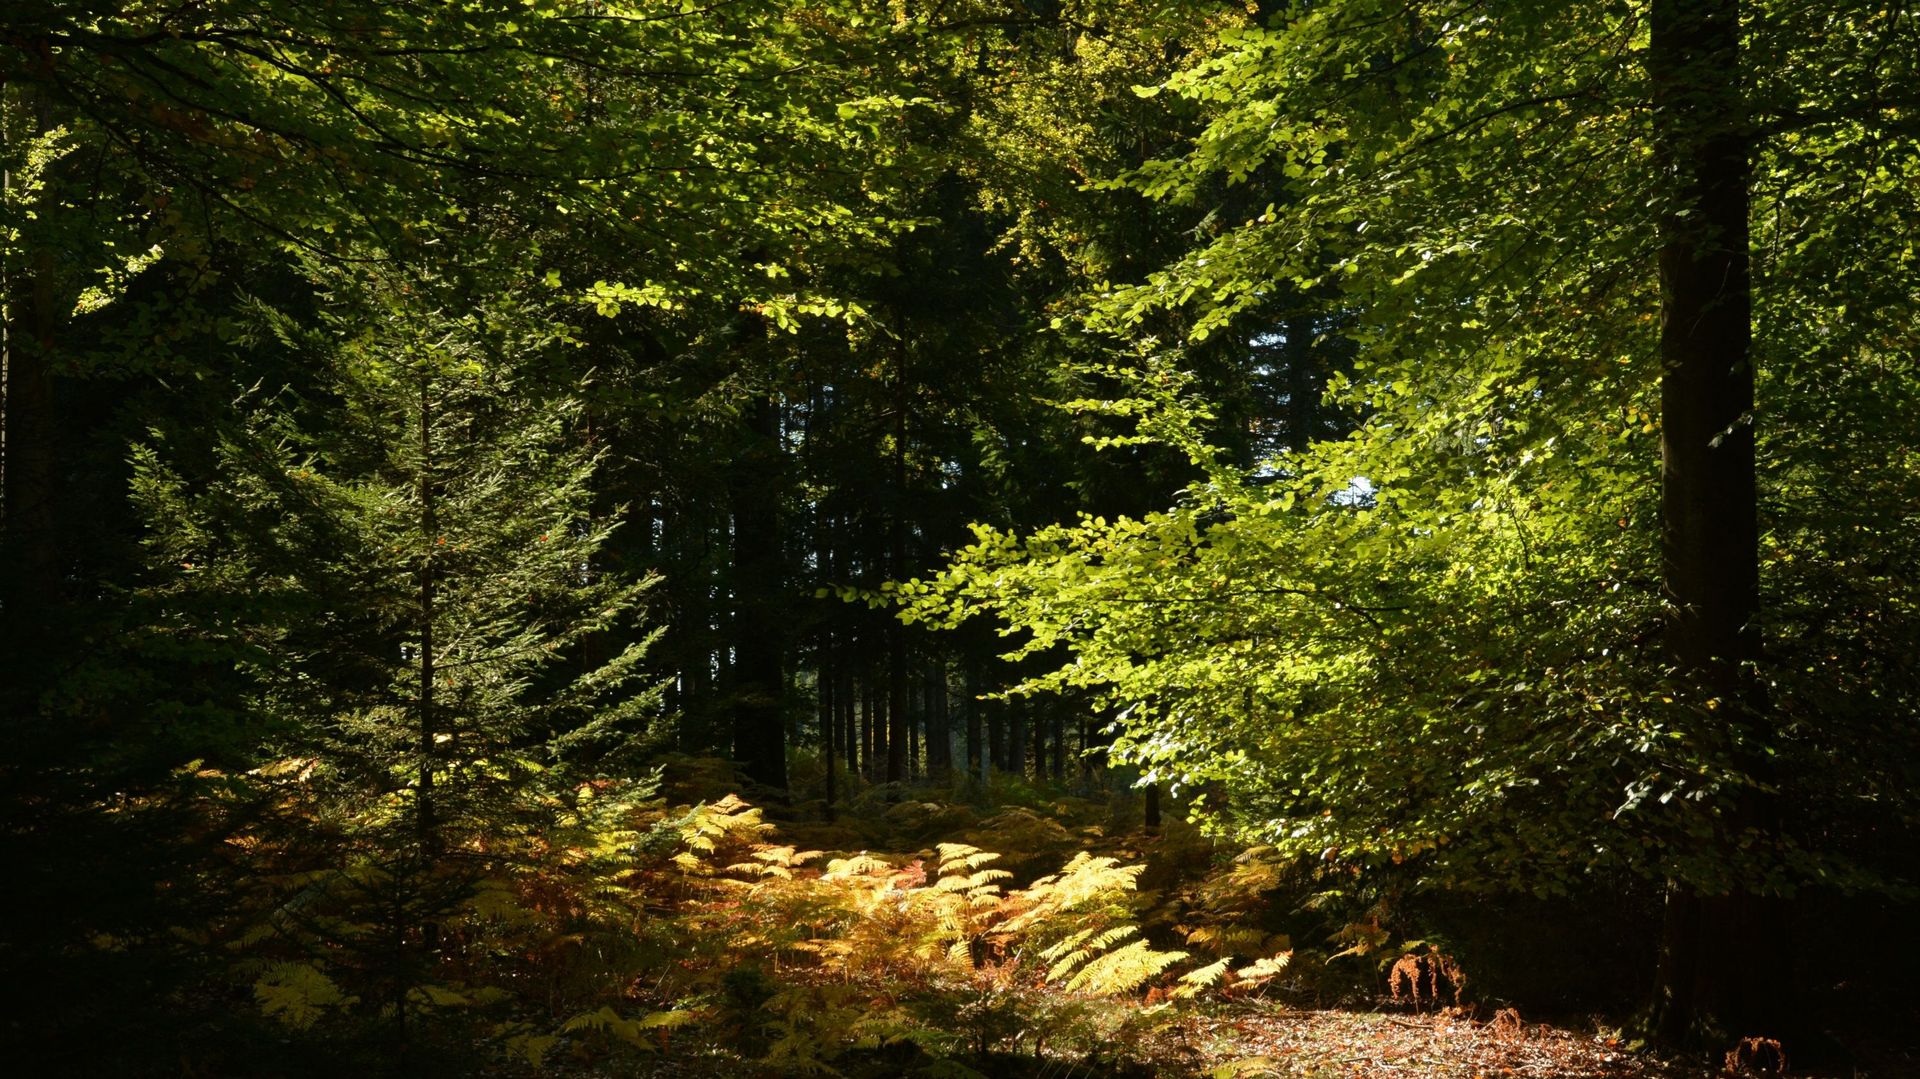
top-left (1043, 925), bottom-right (1140, 982)
top-left (1063, 939), bottom-right (1187, 995)
top-left (1185, 925), bottom-right (1267, 956)
top-left (823, 854), bottom-right (893, 879)
top-left (1031, 853), bottom-right (1142, 907)
top-left (1039, 926), bottom-right (1099, 963)
top-left (935, 842), bottom-right (1000, 873)
top-left (723, 860), bottom-right (791, 879)
top-left (934, 868), bottom-right (1012, 895)
top-left (1234, 953), bottom-right (1292, 986)
top-left (559, 1006), bottom-right (658, 1051)
top-left (1172, 956), bottom-right (1234, 999)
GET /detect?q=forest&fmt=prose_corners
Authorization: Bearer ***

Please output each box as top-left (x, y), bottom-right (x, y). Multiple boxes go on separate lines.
top-left (2, 1), bottom-right (1917, 1076)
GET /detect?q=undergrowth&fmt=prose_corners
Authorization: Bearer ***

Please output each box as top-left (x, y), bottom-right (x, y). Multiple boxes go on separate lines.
top-left (132, 759), bottom-right (1564, 1076)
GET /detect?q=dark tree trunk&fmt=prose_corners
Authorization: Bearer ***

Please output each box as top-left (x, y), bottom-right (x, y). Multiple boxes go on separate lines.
top-left (928, 660), bottom-right (950, 780)
top-left (820, 627), bottom-right (836, 817)
top-left (840, 662), bottom-right (858, 776)
top-left (860, 679), bottom-right (875, 780)
top-left (415, 375), bottom-right (440, 858)
top-left (1286, 313), bottom-right (1317, 452)
top-left (730, 395), bottom-right (788, 789)
top-left (988, 692), bottom-right (1005, 773)
top-left (909, 672), bottom-right (922, 781)
top-left (964, 664), bottom-right (983, 782)
top-left (1, 91), bottom-right (63, 630)
top-left (1009, 698), bottom-right (1027, 781)
top-left (885, 400), bottom-right (909, 788)
top-left (1647, 0), bottom-right (1785, 1047)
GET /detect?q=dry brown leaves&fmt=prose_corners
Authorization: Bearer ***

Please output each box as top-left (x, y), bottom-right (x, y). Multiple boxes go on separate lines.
top-left (1179, 1006), bottom-right (1707, 1079)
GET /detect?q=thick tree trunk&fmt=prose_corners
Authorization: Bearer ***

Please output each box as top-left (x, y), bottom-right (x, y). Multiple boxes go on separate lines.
top-left (730, 395), bottom-right (788, 789)
top-left (1648, 0), bottom-right (1785, 1046)
top-left (1009, 698), bottom-right (1028, 781)
top-left (928, 660), bottom-right (950, 780)
top-left (988, 692), bottom-right (1005, 773)
top-left (1285, 313), bottom-right (1317, 452)
top-left (964, 664), bottom-right (983, 782)
top-left (885, 402), bottom-right (909, 788)
top-left (820, 627), bottom-right (836, 816)
top-left (1, 91), bottom-right (63, 628)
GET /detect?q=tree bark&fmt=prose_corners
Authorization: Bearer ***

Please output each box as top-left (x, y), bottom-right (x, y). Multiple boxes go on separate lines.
top-left (730, 395), bottom-right (788, 789)
top-left (1285, 313), bottom-right (1317, 452)
top-left (1, 90), bottom-right (63, 628)
top-left (416, 375), bottom-right (440, 857)
top-left (885, 397), bottom-right (909, 788)
top-left (1647, 0), bottom-right (1786, 1046)
top-left (964, 663), bottom-right (983, 782)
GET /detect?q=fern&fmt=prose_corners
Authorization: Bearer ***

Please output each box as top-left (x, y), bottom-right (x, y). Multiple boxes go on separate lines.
top-left (254, 961), bottom-right (356, 1030)
top-left (1061, 939), bottom-right (1188, 995)
top-left (1174, 956), bottom-right (1234, 999)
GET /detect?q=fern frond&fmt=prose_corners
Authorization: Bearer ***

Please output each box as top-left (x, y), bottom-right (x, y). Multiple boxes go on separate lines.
top-left (1234, 953), bottom-right (1292, 986)
top-left (1185, 925), bottom-right (1267, 956)
top-left (1182, 956), bottom-right (1233, 987)
top-left (1043, 925), bottom-right (1140, 982)
top-left (1063, 939), bottom-right (1187, 995)
top-left (823, 854), bottom-right (893, 879)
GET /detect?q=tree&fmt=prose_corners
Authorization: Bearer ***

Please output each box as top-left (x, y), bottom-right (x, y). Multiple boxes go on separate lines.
top-left (129, 282), bottom-right (661, 1046)
top-left (908, 0), bottom-right (1920, 1047)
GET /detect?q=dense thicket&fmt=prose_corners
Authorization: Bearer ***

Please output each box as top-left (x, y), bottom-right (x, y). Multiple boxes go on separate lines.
top-left (3, 0), bottom-right (1915, 1072)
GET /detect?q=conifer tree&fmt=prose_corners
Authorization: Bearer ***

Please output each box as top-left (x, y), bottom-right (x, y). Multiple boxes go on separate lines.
top-left (130, 280), bottom-right (662, 1037)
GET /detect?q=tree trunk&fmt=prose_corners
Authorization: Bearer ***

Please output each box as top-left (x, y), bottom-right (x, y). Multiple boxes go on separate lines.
top-left (964, 663), bottom-right (983, 782)
top-left (1, 90), bottom-right (63, 628)
top-left (860, 679), bottom-right (875, 781)
top-left (928, 660), bottom-right (950, 781)
top-left (885, 398), bottom-right (909, 788)
top-left (730, 395), bottom-right (788, 789)
top-left (1009, 698), bottom-right (1028, 781)
top-left (820, 627), bottom-right (836, 817)
top-left (416, 375), bottom-right (440, 857)
top-left (1286, 313), bottom-right (1317, 452)
top-left (1647, 0), bottom-right (1785, 1046)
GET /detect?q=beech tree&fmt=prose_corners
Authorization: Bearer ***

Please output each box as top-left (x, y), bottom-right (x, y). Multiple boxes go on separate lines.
top-left (908, 0), bottom-right (1920, 1046)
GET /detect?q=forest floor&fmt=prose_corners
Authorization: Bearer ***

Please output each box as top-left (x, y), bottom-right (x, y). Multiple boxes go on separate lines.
top-left (609, 1003), bottom-right (1717, 1078)
top-left (564, 758), bottom-right (1897, 1079)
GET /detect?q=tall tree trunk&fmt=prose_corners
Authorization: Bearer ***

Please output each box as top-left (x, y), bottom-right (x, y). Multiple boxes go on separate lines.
top-left (1286, 313), bottom-right (1317, 452)
top-left (730, 395), bottom-right (788, 789)
top-left (964, 663), bottom-right (983, 783)
top-left (1, 90), bottom-right (62, 629)
top-left (416, 375), bottom-right (440, 858)
top-left (988, 691), bottom-right (1005, 773)
top-left (817, 498), bottom-right (838, 815)
top-left (886, 402), bottom-right (909, 788)
top-left (1648, 0), bottom-right (1783, 1046)
top-left (820, 627), bottom-right (836, 817)
top-left (928, 660), bottom-right (950, 781)
top-left (1009, 697), bottom-right (1028, 781)
top-left (860, 679), bottom-right (875, 781)
top-left (841, 661), bottom-right (858, 777)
